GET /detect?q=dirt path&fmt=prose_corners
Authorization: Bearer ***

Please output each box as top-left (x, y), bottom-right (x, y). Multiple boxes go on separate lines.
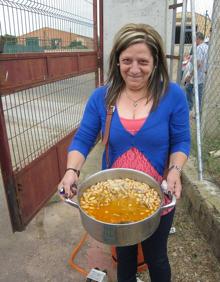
top-left (139, 199), bottom-right (220, 282)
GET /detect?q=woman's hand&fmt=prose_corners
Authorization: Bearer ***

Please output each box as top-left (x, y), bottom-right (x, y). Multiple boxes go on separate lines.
top-left (58, 170), bottom-right (78, 199)
top-left (166, 169), bottom-right (182, 200)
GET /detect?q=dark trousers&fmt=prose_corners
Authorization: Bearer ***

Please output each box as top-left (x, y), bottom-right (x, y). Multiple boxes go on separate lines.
top-left (116, 208), bottom-right (175, 282)
top-left (185, 82), bottom-right (204, 114)
top-left (185, 83), bottom-right (194, 111)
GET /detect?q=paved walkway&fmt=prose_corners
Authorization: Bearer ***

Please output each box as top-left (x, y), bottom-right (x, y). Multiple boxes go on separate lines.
top-left (0, 141), bottom-right (220, 282)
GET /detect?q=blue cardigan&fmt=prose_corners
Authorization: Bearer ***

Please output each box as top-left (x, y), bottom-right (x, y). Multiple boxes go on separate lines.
top-left (68, 82), bottom-right (190, 176)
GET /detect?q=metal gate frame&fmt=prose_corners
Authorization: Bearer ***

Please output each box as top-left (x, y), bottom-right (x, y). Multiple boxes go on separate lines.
top-left (0, 0), bottom-right (103, 232)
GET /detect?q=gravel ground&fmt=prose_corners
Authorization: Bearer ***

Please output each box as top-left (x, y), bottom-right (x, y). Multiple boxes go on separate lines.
top-left (138, 200), bottom-right (220, 282)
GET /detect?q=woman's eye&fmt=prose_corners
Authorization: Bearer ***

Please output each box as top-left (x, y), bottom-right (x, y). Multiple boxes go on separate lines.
top-left (139, 60), bottom-right (148, 65)
top-left (121, 59), bottom-right (131, 64)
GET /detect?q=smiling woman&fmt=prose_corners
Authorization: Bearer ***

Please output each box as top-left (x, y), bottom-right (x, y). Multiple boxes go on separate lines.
top-left (117, 43), bottom-right (155, 119)
top-left (58, 23), bottom-right (190, 282)
top-left (119, 43), bottom-right (154, 90)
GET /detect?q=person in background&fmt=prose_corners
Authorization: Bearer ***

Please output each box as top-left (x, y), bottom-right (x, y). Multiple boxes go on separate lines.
top-left (182, 53), bottom-right (193, 113)
top-left (58, 23), bottom-right (190, 282)
top-left (185, 32), bottom-right (208, 115)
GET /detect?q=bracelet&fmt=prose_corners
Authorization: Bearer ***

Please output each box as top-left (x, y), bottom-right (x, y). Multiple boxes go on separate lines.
top-left (65, 168), bottom-right (80, 177)
top-left (168, 164), bottom-right (182, 174)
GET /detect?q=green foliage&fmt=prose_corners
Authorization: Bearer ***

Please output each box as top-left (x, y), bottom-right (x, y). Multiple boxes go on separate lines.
top-left (202, 138), bottom-right (220, 184)
top-left (190, 124), bottom-right (220, 185)
top-left (69, 40), bottom-right (87, 49)
top-left (2, 34), bottom-right (17, 45)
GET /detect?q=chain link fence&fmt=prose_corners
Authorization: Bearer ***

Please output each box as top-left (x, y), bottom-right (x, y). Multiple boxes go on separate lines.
top-left (175, 0), bottom-right (219, 186)
top-left (201, 0), bottom-right (220, 185)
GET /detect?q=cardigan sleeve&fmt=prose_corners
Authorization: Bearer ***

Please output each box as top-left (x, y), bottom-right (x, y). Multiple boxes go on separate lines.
top-left (68, 89), bottom-right (102, 158)
top-left (169, 86), bottom-right (191, 156)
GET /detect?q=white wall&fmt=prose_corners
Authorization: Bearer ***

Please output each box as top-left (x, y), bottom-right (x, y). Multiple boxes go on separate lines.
top-left (103, 0), bottom-right (173, 78)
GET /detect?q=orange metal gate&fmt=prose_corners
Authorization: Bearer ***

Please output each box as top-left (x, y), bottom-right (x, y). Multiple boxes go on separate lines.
top-left (0, 0), bottom-right (103, 231)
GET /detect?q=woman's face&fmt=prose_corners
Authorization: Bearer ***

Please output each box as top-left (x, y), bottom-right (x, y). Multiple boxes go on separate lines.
top-left (118, 42), bottom-right (155, 91)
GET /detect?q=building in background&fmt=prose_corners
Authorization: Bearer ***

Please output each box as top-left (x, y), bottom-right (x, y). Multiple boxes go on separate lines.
top-left (2, 27), bottom-right (93, 53)
top-left (176, 12), bottom-right (212, 46)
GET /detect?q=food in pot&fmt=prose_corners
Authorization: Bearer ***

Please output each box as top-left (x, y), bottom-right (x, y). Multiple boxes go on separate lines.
top-left (80, 178), bottom-right (160, 223)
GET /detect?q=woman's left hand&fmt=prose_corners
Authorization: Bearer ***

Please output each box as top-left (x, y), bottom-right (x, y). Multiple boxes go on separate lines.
top-left (166, 169), bottom-right (182, 199)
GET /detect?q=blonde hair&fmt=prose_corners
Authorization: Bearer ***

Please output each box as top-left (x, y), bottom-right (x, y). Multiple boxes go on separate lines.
top-left (105, 23), bottom-right (169, 110)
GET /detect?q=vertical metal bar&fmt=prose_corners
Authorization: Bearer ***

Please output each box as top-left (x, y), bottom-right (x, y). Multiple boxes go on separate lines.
top-left (169, 0), bottom-right (177, 80)
top-left (3, 96), bottom-right (17, 168)
top-left (8, 94), bottom-right (22, 167)
top-left (190, 0), bottom-right (203, 181)
top-left (13, 93), bottom-right (26, 169)
top-left (99, 0), bottom-right (104, 85)
top-left (204, 10), bottom-right (208, 37)
top-left (0, 98), bottom-right (23, 231)
top-left (177, 0), bottom-right (188, 84)
top-left (93, 0), bottom-right (99, 87)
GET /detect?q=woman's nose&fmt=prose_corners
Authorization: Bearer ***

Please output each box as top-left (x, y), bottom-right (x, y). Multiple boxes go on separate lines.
top-left (130, 61), bottom-right (140, 74)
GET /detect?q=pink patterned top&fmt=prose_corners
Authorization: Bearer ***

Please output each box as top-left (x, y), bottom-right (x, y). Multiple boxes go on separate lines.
top-left (112, 116), bottom-right (172, 216)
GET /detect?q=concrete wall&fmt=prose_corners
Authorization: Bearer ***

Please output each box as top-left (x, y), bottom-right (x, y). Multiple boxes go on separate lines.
top-left (182, 158), bottom-right (220, 262)
top-left (103, 0), bottom-right (173, 78)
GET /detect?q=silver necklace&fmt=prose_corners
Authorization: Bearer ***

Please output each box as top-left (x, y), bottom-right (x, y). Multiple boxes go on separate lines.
top-left (125, 90), bottom-right (146, 107)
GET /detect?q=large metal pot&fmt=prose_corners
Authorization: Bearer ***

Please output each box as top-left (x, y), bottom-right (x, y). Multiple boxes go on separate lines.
top-left (62, 168), bottom-right (176, 246)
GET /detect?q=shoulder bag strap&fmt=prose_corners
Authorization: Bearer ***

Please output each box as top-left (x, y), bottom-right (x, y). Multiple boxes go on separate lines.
top-left (102, 105), bottom-right (115, 168)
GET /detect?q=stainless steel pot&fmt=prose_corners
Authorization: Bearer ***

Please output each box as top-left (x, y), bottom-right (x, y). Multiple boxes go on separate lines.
top-left (62, 168), bottom-right (176, 246)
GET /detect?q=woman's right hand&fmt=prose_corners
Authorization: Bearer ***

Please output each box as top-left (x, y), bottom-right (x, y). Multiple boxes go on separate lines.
top-left (58, 170), bottom-right (78, 199)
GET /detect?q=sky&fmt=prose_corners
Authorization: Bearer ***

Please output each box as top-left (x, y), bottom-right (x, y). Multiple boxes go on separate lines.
top-left (195, 0), bottom-right (213, 17)
top-left (177, 0), bottom-right (214, 18)
top-left (0, 0), bottom-right (215, 37)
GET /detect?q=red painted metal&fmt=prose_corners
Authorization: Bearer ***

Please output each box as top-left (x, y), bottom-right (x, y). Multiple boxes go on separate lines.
top-left (0, 51), bottom-right (98, 95)
top-left (13, 130), bottom-right (76, 227)
top-left (15, 147), bottom-right (60, 224)
top-left (0, 98), bottom-right (23, 231)
top-left (78, 53), bottom-right (97, 73)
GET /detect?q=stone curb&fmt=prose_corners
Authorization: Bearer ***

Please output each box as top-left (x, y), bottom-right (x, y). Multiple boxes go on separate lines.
top-left (182, 157), bottom-right (220, 262)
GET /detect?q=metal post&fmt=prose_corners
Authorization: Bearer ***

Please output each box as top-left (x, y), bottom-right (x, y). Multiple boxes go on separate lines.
top-left (204, 10), bottom-right (208, 37)
top-left (169, 0), bottom-right (178, 80)
top-left (99, 0), bottom-right (104, 85)
top-left (177, 0), bottom-right (187, 84)
top-left (190, 0), bottom-right (203, 181)
top-left (93, 0), bottom-right (99, 87)
top-left (0, 98), bottom-right (23, 231)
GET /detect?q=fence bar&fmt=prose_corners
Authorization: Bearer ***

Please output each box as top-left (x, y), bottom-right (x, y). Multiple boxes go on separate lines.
top-left (190, 0), bottom-right (203, 180)
top-left (0, 98), bottom-right (22, 231)
top-left (177, 0), bottom-right (187, 84)
top-left (93, 0), bottom-right (98, 86)
top-left (99, 0), bottom-right (104, 85)
top-left (169, 0), bottom-right (178, 80)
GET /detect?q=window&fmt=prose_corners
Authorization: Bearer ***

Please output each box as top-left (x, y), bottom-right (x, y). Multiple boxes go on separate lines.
top-left (175, 25), bottom-right (198, 44)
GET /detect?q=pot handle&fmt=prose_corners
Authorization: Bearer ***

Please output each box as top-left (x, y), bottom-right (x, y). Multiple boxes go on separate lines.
top-left (59, 187), bottom-right (79, 209)
top-left (161, 192), bottom-right (176, 210)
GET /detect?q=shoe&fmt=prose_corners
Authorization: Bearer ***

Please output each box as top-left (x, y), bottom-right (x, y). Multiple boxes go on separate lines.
top-left (137, 277), bottom-right (144, 282)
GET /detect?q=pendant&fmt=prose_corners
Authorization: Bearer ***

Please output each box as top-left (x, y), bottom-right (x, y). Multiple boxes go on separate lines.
top-left (133, 102), bottom-right (138, 107)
